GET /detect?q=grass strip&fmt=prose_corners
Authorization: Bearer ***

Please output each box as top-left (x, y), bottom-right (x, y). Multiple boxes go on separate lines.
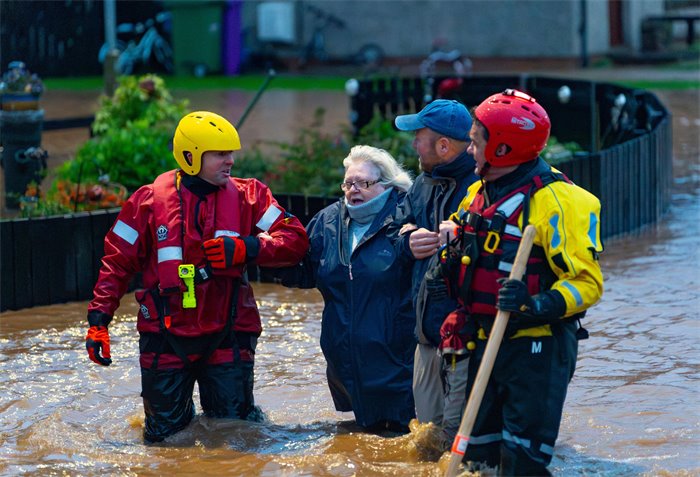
top-left (44, 75), bottom-right (348, 91)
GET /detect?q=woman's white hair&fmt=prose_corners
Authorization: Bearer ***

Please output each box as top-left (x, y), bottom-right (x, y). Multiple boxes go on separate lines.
top-left (342, 145), bottom-right (413, 192)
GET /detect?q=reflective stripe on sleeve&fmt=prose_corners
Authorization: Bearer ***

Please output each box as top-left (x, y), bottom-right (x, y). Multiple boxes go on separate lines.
top-left (588, 212), bottom-right (599, 249)
top-left (256, 205), bottom-right (282, 232)
top-left (549, 214), bottom-right (561, 248)
top-left (113, 220), bottom-right (138, 245)
top-left (214, 230), bottom-right (240, 238)
top-left (561, 280), bottom-right (584, 307)
top-left (158, 246), bottom-right (183, 263)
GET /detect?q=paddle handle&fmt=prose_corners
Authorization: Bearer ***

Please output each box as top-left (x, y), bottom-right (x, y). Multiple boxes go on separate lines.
top-left (445, 225), bottom-right (536, 477)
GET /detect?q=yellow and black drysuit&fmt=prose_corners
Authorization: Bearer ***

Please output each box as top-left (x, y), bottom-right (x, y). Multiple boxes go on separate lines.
top-left (442, 157), bottom-right (603, 475)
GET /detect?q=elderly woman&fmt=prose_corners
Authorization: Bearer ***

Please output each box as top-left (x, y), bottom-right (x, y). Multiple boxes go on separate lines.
top-left (283, 145), bottom-right (416, 433)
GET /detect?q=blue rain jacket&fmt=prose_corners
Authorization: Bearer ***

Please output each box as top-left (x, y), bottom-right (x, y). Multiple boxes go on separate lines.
top-left (302, 189), bottom-right (416, 428)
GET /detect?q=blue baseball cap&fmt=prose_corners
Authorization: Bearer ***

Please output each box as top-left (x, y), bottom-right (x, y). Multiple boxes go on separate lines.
top-left (394, 99), bottom-right (471, 142)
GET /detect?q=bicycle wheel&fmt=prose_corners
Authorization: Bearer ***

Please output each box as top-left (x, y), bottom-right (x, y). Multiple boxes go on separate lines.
top-left (116, 46), bottom-right (136, 75)
top-left (98, 40), bottom-right (127, 64)
top-left (354, 43), bottom-right (384, 67)
top-left (152, 36), bottom-right (174, 74)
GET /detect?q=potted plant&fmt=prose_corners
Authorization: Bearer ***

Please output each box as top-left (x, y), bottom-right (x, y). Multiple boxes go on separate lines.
top-left (0, 61), bottom-right (46, 209)
top-left (0, 61), bottom-right (44, 111)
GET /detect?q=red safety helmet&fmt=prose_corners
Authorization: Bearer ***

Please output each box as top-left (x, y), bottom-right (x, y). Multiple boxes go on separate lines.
top-left (474, 89), bottom-right (550, 167)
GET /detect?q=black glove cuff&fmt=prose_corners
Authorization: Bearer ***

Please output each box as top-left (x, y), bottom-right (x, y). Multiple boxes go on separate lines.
top-left (242, 236), bottom-right (260, 262)
top-left (532, 289), bottom-right (567, 321)
top-left (87, 310), bottom-right (112, 327)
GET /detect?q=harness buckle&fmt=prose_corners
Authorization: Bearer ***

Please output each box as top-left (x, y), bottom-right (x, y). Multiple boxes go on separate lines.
top-left (483, 230), bottom-right (500, 253)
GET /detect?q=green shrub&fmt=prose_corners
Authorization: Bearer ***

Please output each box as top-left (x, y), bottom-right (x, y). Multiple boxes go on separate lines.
top-left (57, 75), bottom-right (188, 191)
top-left (542, 136), bottom-right (584, 165)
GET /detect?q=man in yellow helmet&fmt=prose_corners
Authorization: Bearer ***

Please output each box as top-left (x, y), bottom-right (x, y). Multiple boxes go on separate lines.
top-left (84, 111), bottom-right (309, 442)
top-left (438, 90), bottom-right (604, 475)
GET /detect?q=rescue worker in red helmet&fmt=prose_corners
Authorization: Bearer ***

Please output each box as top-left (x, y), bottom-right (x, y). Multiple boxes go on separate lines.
top-left (438, 90), bottom-right (604, 475)
top-left (84, 111), bottom-right (309, 442)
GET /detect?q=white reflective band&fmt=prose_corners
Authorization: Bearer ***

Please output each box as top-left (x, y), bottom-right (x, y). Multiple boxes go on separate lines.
top-left (505, 224), bottom-right (522, 237)
top-left (498, 261), bottom-right (513, 273)
top-left (158, 246), bottom-right (183, 263)
top-left (113, 220), bottom-right (138, 245)
top-left (497, 192), bottom-right (525, 217)
top-left (214, 230), bottom-right (240, 238)
top-left (256, 205), bottom-right (282, 232)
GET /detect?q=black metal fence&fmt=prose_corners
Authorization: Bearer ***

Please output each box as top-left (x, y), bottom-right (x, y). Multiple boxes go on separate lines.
top-left (0, 194), bottom-right (336, 312)
top-left (349, 74), bottom-right (672, 240)
top-left (0, 75), bottom-right (672, 312)
top-left (0, 0), bottom-right (166, 78)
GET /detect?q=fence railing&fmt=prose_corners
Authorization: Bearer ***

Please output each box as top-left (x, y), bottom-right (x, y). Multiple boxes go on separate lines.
top-left (0, 194), bottom-right (338, 312)
top-left (0, 74), bottom-right (672, 312)
top-left (349, 74), bottom-right (672, 239)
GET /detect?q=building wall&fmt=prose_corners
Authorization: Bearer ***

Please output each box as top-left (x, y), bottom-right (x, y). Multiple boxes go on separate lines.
top-left (622, 0), bottom-right (665, 50)
top-left (243, 0), bottom-right (664, 62)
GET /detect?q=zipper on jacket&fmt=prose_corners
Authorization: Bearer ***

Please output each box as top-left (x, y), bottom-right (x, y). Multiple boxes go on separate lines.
top-left (349, 262), bottom-right (353, 280)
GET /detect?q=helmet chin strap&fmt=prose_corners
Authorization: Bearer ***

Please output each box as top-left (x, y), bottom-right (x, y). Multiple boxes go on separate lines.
top-left (478, 161), bottom-right (491, 177)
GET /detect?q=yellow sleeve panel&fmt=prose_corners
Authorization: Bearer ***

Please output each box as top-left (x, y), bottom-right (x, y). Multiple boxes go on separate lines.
top-left (524, 181), bottom-right (604, 317)
top-left (450, 180), bottom-right (482, 222)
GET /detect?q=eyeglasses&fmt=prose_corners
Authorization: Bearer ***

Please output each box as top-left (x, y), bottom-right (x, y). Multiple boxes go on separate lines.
top-left (340, 180), bottom-right (379, 191)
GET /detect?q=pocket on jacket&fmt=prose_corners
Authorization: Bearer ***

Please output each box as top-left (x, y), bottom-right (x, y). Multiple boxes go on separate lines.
top-left (135, 289), bottom-right (160, 321)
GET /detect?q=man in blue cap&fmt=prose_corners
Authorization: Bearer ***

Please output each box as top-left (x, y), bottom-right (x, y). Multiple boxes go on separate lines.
top-left (388, 99), bottom-right (479, 444)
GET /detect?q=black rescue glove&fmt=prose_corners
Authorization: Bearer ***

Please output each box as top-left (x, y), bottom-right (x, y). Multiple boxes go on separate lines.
top-left (496, 278), bottom-right (567, 324)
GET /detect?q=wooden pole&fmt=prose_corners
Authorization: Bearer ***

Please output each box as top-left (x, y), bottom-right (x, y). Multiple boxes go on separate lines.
top-left (444, 225), bottom-right (537, 477)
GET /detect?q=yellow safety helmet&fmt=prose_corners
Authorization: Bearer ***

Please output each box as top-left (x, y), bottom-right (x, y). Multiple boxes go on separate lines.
top-left (172, 111), bottom-right (241, 175)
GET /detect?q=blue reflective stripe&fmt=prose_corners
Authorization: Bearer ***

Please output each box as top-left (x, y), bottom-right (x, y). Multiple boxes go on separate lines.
top-left (113, 220), bottom-right (138, 245)
top-left (562, 280), bottom-right (583, 306)
top-left (503, 429), bottom-right (532, 449)
top-left (588, 212), bottom-right (599, 249)
top-left (549, 213), bottom-right (561, 248)
top-left (469, 432), bottom-right (502, 445)
top-left (540, 442), bottom-right (555, 456)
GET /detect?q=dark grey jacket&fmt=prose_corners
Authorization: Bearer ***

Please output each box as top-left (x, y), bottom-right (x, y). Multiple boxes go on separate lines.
top-left (386, 150), bottom-right (479, 347)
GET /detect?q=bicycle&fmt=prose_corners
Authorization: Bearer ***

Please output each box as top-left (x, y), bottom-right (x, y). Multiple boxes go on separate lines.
top-left (98, 12), bottom-right (174, 75)
top-left (301, 4), bottom-right (384, 69)
top-left (419, 39), bottom-right (472, 102)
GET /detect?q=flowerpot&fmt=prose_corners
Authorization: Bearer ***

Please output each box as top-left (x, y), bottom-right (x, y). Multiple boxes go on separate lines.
top-left (1, 93), bottom-right (40, 111)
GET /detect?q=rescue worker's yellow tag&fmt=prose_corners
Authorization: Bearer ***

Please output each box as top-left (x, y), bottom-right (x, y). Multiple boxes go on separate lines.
top-left (178, 264), bottom-right (196, 309)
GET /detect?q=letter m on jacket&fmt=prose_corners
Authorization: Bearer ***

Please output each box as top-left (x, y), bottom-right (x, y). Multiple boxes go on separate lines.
top-left (531, 341), bottom-right (542, 354)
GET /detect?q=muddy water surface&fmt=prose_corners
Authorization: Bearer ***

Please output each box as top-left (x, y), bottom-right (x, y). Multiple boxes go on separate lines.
top-left (0, 86), bottom-right (698, 476)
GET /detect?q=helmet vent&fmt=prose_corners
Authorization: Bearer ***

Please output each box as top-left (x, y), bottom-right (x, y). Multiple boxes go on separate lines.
top-left (209, 121), bottom-right (224, 133)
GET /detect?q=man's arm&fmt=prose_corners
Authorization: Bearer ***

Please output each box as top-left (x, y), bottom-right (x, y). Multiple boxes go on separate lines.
top-left (88, 187), bottom-right (152, 317)
top-left (247, 181), bottom-right (309, 268)
top-left (530, 183), bottom-right (604, 317)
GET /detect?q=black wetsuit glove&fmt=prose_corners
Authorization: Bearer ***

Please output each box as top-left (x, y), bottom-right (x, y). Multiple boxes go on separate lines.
top-left (496, 278), bottom-right (567, 324)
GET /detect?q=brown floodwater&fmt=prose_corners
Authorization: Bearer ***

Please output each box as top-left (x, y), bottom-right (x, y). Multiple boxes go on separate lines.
top-left (0, 85), bottom-right (698, 476)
